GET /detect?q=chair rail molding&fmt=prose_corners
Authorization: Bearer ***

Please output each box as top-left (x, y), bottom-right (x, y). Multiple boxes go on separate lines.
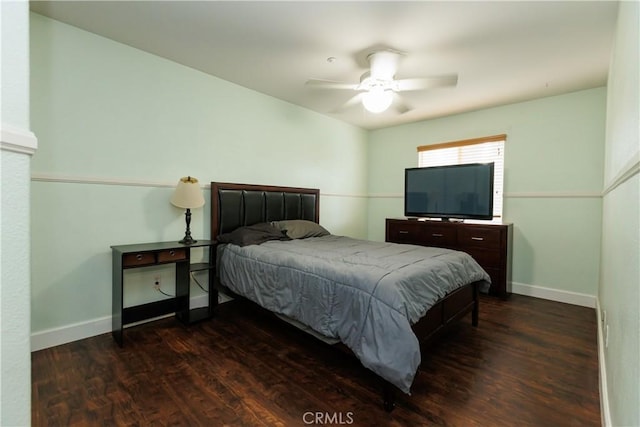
top-left (1, 123), bottom-right (38, 155)
top-left (603, 152), bottom-right (640, 196)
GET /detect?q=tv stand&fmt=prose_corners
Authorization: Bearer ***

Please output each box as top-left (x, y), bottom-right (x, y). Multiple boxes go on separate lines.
top-left (385, 218), bottom-right (512, 297)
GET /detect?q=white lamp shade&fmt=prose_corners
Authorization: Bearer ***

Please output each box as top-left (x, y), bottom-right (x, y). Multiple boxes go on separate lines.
top-left (170, 176), bottom-right (205, 209)
top-left (362, 87), bottom-right (393, 113)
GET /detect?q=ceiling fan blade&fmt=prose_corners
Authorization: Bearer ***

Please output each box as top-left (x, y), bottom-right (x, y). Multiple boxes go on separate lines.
top-left (305, 79), bottom-right (359, 90)
top-left (392, 93), bottom-right (412, 114)
top-left (329, 93), bottom-right (363, 113)
top-left (395, 75), bottom-right (458, 91)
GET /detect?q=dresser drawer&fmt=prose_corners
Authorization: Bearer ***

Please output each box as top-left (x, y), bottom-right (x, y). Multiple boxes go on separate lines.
top-left (420, 224), bottom-right (457, 247)
top-left (158, 249), bottom-right (187, 263)
top-left (463, 247), bottom-right (502, 268)
top-left (458, 226), bottom-right (502, 249)
top-left (386, 221), bottom-right (425, 244)
top-left (484, 267), bottom-right (508, 295)
top-left (123, 252), bottom-right (156, 267)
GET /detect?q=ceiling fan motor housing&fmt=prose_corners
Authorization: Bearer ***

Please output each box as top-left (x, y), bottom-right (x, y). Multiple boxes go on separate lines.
top-left (367, 50), bottom-right (402, 81)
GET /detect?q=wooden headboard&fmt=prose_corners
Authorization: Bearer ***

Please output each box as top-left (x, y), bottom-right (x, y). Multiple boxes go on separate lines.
top-left (210, 182), bottom-right (320, 239)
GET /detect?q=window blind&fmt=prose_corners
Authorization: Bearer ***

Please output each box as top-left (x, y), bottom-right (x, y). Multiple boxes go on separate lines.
top-left (417, 134), bottom-right (506, 218)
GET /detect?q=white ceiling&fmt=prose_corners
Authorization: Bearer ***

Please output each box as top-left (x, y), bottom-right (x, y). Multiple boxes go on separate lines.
top-left (30, 1), bottom-right (619, 130)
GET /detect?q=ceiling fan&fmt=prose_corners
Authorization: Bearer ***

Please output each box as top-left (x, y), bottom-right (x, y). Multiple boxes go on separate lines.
top-left (306, 50), bottom-right (458, 114)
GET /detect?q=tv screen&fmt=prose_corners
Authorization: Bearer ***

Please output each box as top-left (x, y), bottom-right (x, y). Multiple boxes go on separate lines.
top-left (404, 163), bottom-right (495, 221)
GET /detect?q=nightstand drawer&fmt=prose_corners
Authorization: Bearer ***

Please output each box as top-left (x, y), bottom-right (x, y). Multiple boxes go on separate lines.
top-left (458, 226), bottom-right (502, 249)
top-left (123, 252), bottom-right (155, 267)
top-left (158, 249), bottom-right (186, 263)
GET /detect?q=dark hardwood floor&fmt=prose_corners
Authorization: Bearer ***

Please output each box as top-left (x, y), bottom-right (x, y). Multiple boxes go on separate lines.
top-left (32, 294), bottom-right (601, 426)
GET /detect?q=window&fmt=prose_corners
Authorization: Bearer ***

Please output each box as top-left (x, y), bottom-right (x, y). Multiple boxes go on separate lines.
top-left (417, 134), bottom-right (505, 219)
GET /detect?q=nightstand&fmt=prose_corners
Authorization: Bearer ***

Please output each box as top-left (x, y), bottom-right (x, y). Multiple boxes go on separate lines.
top-left (111, 240), bottom-right (217, 347)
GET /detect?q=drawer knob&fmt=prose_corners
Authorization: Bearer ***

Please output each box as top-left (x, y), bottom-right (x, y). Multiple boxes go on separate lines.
top-left (136, 254), bottom-right (143, 261)
top-left (398, 230), bottom-right (409, 234)
top-left (471, 237), bottom-right (484, 241)
top-left (432, 233), bottom-right (443, 237)
top-left (169, 250), bottom-right (175, 256)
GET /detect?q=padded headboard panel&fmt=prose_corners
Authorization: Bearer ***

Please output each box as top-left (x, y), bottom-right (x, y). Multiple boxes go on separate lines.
top-left (211, 182), bottom-right (320, 238)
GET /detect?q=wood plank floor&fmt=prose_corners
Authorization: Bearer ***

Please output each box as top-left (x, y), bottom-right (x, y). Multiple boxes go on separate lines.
top-left (32, 294), bottom-right (601, 426)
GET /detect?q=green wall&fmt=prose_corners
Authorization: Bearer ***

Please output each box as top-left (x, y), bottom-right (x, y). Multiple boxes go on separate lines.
top-left (30, 13), bottom-right (368, 334)
top-left (600, 1), bottom-right (640, 425)
top-left (368, 88), bottom-right (606, 298)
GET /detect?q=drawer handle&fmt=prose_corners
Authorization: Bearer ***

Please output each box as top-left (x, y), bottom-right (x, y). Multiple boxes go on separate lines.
top-left (136, 254), bottom-right (143, 261)
top-left (432, 233), bottom-right (443, 237)
top-left (169, 250), bottom-right (175, 256)
top-left (398, 230), bottom-right (409, 234)
top-left (471, 237), bottom-right (484, 241)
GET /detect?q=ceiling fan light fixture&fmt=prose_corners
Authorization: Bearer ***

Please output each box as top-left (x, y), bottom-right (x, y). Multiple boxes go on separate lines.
top-left (307, 48), bottom-right (457, 116)
top-left (362, 87), bottom-right (393, 113)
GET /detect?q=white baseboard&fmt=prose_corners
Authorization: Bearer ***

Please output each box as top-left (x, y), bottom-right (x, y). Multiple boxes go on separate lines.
top-left (511, 281), bottom-right (597, 308)
top-left (31, 315), bottom-right (113, 352)
top-left (30, 293), bottom-right (219, 352)
top-left (596, 299), bottom-right (612, 427)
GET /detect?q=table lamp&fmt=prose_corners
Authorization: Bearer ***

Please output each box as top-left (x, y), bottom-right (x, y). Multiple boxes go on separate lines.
top-left (170, 176), bottom-right (205, 245)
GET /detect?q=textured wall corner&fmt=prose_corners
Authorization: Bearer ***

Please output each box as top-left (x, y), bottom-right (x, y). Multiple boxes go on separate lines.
top-left (1, 0), bottom-right (34, 425)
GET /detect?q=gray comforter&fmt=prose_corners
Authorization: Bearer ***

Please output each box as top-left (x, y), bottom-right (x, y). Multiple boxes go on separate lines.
top-left (217, 235), bottom-right (490, 393)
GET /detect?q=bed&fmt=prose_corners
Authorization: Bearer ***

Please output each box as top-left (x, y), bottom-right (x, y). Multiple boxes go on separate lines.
top-left (210, 182), bottom-right (490, 411)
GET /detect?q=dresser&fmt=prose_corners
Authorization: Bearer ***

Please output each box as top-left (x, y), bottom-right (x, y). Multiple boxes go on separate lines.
top-left (385, 218), bottom-right (513, 297)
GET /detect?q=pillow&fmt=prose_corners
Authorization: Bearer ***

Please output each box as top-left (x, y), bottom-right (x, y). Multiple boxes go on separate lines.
top-left (217, 223), bottom-right (290, 247)
top-left (271, 220), bottom-right (330, 239)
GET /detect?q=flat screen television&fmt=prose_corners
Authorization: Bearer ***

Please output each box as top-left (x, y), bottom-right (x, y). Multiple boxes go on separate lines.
top-left (404, 163), bottom-right (495, 221)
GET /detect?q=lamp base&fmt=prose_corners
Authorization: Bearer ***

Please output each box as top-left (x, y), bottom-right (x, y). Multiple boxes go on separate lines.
top-left (179, 236), bottom-right (197, 245)
top-left (179, 208), bottom-right (197, 245)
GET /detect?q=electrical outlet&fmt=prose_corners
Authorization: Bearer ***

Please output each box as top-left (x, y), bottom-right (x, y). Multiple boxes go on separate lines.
top-left (602, 309), bottom-right (607, 325)
top-left (153, 277), bottom-right (161, 290)
top-left (605, 324), bottom-right (609, 348)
